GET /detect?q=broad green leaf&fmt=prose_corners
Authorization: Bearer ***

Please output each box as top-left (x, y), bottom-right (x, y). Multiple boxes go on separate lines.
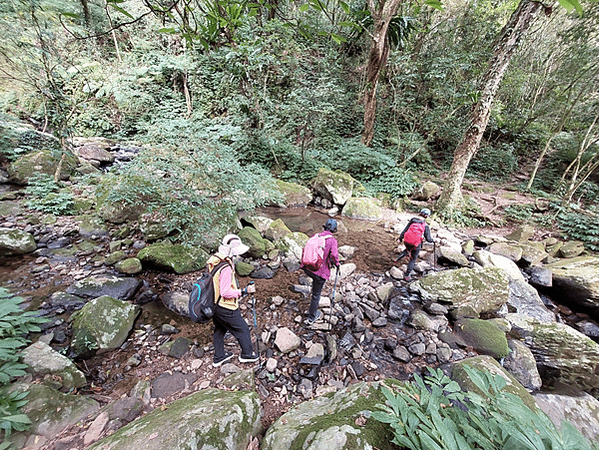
top-left (330, 34), bottom-right (347, 44)
top-left (107, 4), bottom-right (134, 19)
top-left (158, 28), bottom-right (177, 34)
top-left (425, 0), bottom-right (444, 11)
top-left (299, 4), bottom-right (310, 12)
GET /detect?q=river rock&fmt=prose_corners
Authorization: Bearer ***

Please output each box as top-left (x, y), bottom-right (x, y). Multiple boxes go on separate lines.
top-left (242, 215), bottom-right (274, 234)
top-left (545, 256), bottom-right (599, 312)
top-left (115, 257), bottom-right (143, 275)
top-left (410, 267), bottom-right (509, 319)
top-left (66, 275), bottom-right (142, 301)
top-left (518, 242), bottom-right (549, 266)
top-left (75, 143), bottom-right (115, 164)
top-left (558, 240), bottom-right (586, 258)
top-left (275, 231), bottom-right (308, 260)
top-left (4, 382), bottom-right (99, 449)
top-left (275, 179), bottom-right (313, 207)
top-left (472, 250), bottom-right (525, 282)
top-left (449, 318), bottom-right (509, 359)
top-left (69, 295), bottom-right (140, 359)
top-left (438, 245), bottom-right (470, 267)
top-left (412, 181), bottom-right (440, 200)
top-left (533, 390), bottom-right (599, 443)
top-left (78, 214), bottom-right (110, 238)
top-left (137, 241), bottom-right (209, 274)
top-left (239, 226), bottom-right (268, 257)
top-left (525, 265), bottom-right (552, 288)
top-left (503, 339), bottom-right (542, 391)
top-left (87, 388), bottom-right (262, 450)
top-left (264, 219), bottom-right (291, 242)
top-left (341, 197), bottom-right (383, 222)
top-left (505, 278), bottom-right (555, 323)
top-left (8, 149), bottom-right (79, 184)
top-left (262, 381), bottom-right (395, 450)
top-left (20, 341), bottom-right (87, 391)
top-left (1, 228), bottom-right (37, 256)
top-left (312, 167), bottom-right (354, 206)
top-left (506, 314), bottom-right (599, 390)
top-left (489, 242), bottom-right (523, 262)
top-left (505, 224), bottom-right (535, 243)
top-left (275, 327), bottom-right (301, 353)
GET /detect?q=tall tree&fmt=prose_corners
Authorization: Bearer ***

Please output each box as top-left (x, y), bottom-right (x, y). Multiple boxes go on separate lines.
top-left (436, 0), bottom-right (548, 214)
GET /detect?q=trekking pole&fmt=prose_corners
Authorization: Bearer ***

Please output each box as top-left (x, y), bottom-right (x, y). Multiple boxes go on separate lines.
top-left (329, 267), bottom-right (339, 331)
top-left (247, 282), bottom-right (261, 364)
top-left (433, 241), bottom-right (437, 271)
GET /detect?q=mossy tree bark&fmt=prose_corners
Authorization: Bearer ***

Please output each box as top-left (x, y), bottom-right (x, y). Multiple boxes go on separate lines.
top-left (436, 0), bottom-right (546, 214)
top-left (361, 0), bottom-right (403, 148)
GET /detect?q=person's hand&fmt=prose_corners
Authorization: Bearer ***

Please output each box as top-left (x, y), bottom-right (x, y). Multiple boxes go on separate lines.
top-left (246, 283), bottom-right (256, 294)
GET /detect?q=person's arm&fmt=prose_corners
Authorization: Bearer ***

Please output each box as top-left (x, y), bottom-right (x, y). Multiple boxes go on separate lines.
top-left (218, 265), bottom-right (242, 299)
top-left (424, 225), bottom-right (434, 243)
top-left (330, 238), bottom-right (340, 267)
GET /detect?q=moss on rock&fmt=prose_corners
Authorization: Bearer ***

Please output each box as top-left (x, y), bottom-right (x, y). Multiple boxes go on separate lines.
top-left (137, 241), bottom-right (209, 274)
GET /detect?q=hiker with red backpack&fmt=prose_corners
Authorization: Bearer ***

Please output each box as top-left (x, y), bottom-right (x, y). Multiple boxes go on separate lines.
top-left (207, 234), bottom-right (259, 367)
top-left (395, 208), bottom-right (434, 282)
top-left (301, 218), bottom-right (340, 325)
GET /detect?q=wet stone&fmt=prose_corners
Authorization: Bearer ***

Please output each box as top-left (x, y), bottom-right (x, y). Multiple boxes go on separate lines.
top-left (372, 317), bottom-right (388, 327)
top-left (169, 337), bottom-right (192, 359)
top-left (393, 345), bottom-right (411, 363)
top-left (408, 342), bottom-right (426, 356)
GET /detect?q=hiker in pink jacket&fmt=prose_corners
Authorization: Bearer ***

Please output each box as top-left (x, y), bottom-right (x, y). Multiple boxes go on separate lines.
top-left (396, 209), bottom-right (434, 281)
top-left (301, 219), bottom-right (340, 325)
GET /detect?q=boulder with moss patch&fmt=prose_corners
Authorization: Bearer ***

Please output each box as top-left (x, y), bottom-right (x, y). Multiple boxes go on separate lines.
top-left (312, 168), bottom-right (354, 206)
top-left (137, 241), bottom-right (209, 274)
top-left (8, 150), bottom-right (79, 184)
top-left (0, 229), bottom-right (36, 255)
top-left (341, 197), bottom-right (383, 222)
top-left (88, 388), bottom-right (262, 450)
top-left (545, 256), bottom-right (599, 312)
top-left (238, 226), bottom-right (268, 258)
top-left (449, 318), bottom-right (509, 358)
top-left (264, 219), bottom-right (292, 242)
top-left (275, 179), bottom-right (313, 207)
top-left (69, 295), bottom-right (140, 359)
top-left (275, 231), bottom-right (308, 260)
top-left (410, 267), bottom-right (510, 319)
top-left (262, 381), bottom-right (398, 450)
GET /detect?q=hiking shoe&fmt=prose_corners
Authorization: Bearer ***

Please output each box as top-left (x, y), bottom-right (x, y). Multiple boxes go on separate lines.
top-left (239, 353), bottom-right (259, 363)
top-left (213, 352), bottom-right (234, 367)
top-left (305, 310), bottom-right (322, 325)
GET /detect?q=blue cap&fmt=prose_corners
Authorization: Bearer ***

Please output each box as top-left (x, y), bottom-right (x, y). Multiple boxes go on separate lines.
top-left (324, 218), bottom-right (338, 232)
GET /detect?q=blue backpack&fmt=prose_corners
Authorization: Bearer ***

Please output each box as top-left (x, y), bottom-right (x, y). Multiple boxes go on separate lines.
top-left (188, 260), bottom-right (230, 323)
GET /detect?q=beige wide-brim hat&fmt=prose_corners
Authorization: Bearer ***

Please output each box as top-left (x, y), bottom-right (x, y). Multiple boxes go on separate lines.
top-left (218, 234), bottom-right (250, 257)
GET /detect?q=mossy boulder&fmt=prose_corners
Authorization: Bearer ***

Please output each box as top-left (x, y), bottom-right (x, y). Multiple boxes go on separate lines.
top-left (20, 341), bottom-right (87, 391)
top-left (412, 181), bottom-right (441, 200)
top-left (410, 267), bottom-right (510, 319)
top-left (3, 383), bottom-right (99, 449)
top-left (275, 179), bottom-right (313, 207)
top-left (140, 216), bottom-right (173, 241)
top-left (69, 295), bottom-right (140, 359)
top-left (518, 242), bottom-right (549, 266)
top-left (545, 256), bottom-right (599, 311)
top-left (505, 224), bottom-right (535, 243)
top-left (8, 149), bottom-right (79, 184)
top-left (238, 226), bottom-right (268, 258)
top-left (115, 258), bottom-right (143, 275)
top-left (262, 381), bottom-right (398, 450)
top-left (264, 219), bottom-right (292, 242)
top-left (275, 231), bottom-right (309, 260)
top-left (0, 200), bottom-right (21, 216)
top-left (438, 246), bottom-right (470, 267)
top-left (451, 318), bottom-right (509, 359)
top-left (0, 229), bottom-right (36, 255)
top-left (65, 275), bottom-right (142, 300)
top-left (503, 339), bottom-right (542, 391)
top-left (88, 388), bottom-right (262, 450)
top-left (558, 240), bottom-right (586, 258)
top-left (489, 242), bottom-right (523, 262)
top-left (78, 214), bottom-right (109, 238)
top-left (236, 261), bottom-right (255, 277)
top-left (506, 314), bottom-right (599, 390)
top-left (137, 241), bottom-right (209, 274)
top-left (312, 167), bottom-right (354, 206)
top-left (472, 249), bottom-right (525, 282)
top-left (451, 355), bottom-right (537, 410)
top-left (341, 197), bottom-right (383, 222)
top-left (105, 250), bottom-right (126, 266)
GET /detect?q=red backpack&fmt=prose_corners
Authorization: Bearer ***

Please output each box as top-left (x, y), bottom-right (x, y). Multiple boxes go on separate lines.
top-left (302, 233), bottom-right (332, 272)
top-left (403, 221), bottom-right (426, 247)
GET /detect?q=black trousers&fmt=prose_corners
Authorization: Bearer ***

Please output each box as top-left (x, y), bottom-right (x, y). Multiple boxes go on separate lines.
top-left (213, 305), bottom-right (254, 359)
top-left (304, 268), bottom-right (326, 320)
top-left (398, 243), bottom-right (422, 276)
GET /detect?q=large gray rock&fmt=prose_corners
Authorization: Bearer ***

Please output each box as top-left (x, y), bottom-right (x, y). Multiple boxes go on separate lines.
top-left (312, 168), bottom-right (354, 206)
top-left (505, 278), bottom-right (555, 323)
top-left (161, 291), bottom-right (190, 317)
top-left (412, 181), bottom-right (440, 200)
top-left (410, 267), bottom-right (510, 319)
top-left (472, 249), bottom-right (525, 282)
top-left (448, 318), bottom-right (509, 359)
top-left (20, 341), bottom-right (86, 390)
top-left (545, 256), bottom-right (599, 312)
top-left (75, 143), bottom-right (115, 163)
top-left (341, 197), bottom-right (383, 222)
top-left (4, 383), bottom-right (99, 449)
top-left (275, 231), bottom-right (308, 261)
top-left (262, 381), bottom-right (396, 450)
top-left (0, 228), bottom-right (36, 255)
top-left (66, 275), bottom-right (142, 301)
top-left (489, 242), bottom-right (523, 262)
top-left (275, 179), bottom-right (312, 207)
top-left (137, 241), bottom-right (209, 274)
top-left (534, 390), bottom-right (599, 443)
top-left (503, 339), bottom-right (542, 391)
top-left (506, 314), bottom-right (599, 390)
top-left (69, 295), bottom-right (140, 359)
top-left (438, 245), bottom-right (470, 267)
top-left (558, 240), bottom-right (586, 258)
top-left (264, 219), bottom-right (291, 242)
top-left (8, 149), bottom-right (79, 184)
top-left (88, 388), bottom-right (262, 450)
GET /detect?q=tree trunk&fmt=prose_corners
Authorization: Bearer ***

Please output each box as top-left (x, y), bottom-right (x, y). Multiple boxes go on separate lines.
top-left (436, 0), bottom-right (544, 213)
top-left (361, 0), bottom-right (402, 147)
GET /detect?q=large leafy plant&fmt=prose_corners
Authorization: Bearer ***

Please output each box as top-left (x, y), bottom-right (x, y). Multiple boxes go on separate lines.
top-left (0, 288), bottom-right (47, 446)
top-left (372, 366), bottom-right (594, 450)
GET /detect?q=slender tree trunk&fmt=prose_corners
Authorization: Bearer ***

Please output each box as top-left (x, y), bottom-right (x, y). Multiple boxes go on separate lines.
top-left (436, 0), bottom-right (545, 213)
top-left (79, 0), bottom-right (91, 26)
top-left (361, 0), bottom-right (402, 147)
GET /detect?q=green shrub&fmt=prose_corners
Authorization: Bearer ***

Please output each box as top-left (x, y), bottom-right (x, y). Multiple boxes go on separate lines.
top-left (557, 209), bottom-right (599, 252)
top-left (365, 168), bottom-right (418, 201)
top-left (325, 138), bottom-right (396, 182)
top-left (504, 204), bottom-right (534, 223)
top-left (0, 288), bottom-right (48, 445)
top-left (467, 143), bottom-right (517, 181)
top-left (373, 366), bottom-right (594, 450)
top-left (24, 173), bottom-right (75, 216)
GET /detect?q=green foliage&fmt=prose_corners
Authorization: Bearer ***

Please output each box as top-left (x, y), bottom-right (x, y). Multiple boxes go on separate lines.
top-left (373, 366), bottom-right (594, 450)
top-left (505, 204), bottom-right (534, 223)
top-left (324, 138), bottom-right (395, 182)
top-left (95, 139), bottom-right (283, 246)
top-left (364, 168), bottom-right (418, 201)
top-left (437, 199), bottom-right (487, 228)
top-left (0, 287), bottom-right (47, 443)
top-left (24, 173), bottom-right (75, 216)
top-left (557, 209), bottom-right (599, 251)
top-left (467, 143), bottom-right (518, 181)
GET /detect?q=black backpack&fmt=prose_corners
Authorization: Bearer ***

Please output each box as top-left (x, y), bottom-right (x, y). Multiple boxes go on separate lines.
top-left (188, 260), bottom-right (230, 323)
